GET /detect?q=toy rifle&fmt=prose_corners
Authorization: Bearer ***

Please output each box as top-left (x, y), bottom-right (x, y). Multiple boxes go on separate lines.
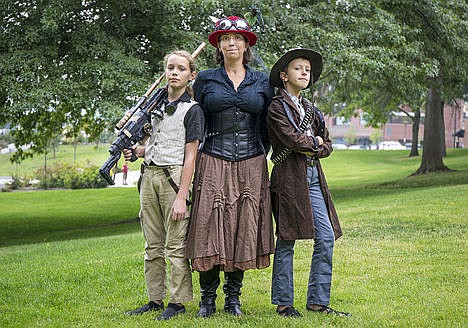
top-left (99, 42), bottom-right (206, 185)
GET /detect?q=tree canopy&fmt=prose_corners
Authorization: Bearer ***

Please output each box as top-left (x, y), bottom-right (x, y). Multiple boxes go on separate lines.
top-left (1, 0), bottom-right (467, 173)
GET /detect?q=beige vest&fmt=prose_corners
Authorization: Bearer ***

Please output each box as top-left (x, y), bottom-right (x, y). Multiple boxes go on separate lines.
top-left (145, 100), bottom-right (196, 166)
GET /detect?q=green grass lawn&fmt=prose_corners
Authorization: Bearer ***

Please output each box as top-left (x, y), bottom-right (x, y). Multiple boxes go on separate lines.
top-left (1, 148), bottom-right (467, 327)
top-left (0, 144), bottom-right (140, 177)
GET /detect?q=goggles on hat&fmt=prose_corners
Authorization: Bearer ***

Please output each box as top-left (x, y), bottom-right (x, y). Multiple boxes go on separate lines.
top-left (215, 18), bottom-right (250, 32)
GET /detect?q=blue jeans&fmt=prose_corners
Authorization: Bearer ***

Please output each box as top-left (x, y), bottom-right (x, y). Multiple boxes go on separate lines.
top-left (271, 165), bottom-right (335, 306)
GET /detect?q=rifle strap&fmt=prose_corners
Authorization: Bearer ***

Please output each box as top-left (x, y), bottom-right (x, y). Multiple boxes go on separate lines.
top-left (281, 98), bottom-right (301, 133)
top-left (271, 98), bottom-right (316, 165)
top-left (137, 163), bottom-right (145, 194)
top-left (162, 167), bottom-right (192, 206)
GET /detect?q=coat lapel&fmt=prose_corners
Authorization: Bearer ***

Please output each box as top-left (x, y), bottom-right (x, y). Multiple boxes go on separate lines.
top-left (278, 88), bottom-right (301, 127)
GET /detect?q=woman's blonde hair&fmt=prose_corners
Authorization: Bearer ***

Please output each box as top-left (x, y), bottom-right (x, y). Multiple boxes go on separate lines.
top-left (164, 50), bottom-right (196, 96)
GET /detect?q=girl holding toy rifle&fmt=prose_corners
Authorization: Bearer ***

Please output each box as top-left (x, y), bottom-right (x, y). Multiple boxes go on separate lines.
top-left (123, 50), bottom-right (204, 321)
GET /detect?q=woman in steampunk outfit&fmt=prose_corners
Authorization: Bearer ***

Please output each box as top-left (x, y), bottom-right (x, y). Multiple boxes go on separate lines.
top-left (185, 15), bottom-right (275, 318)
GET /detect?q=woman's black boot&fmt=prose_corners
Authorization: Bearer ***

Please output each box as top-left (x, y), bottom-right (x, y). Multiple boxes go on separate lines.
top-left (223, 270), bottom-right (244, 316)
top-left (197, 266), bottom-right (220, 318)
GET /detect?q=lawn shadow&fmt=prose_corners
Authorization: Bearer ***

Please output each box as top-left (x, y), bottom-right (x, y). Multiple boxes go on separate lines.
top-left (2, 170), bottom-right (467, 248)
top-left (0, 217), bottom-right (141, 248)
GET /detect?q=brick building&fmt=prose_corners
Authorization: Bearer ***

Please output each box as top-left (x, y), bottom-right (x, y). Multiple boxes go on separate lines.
top-left (327, 100), bottom-right (466, 148)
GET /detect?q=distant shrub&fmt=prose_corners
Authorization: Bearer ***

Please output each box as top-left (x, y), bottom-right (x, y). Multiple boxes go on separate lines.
top-left (35, 162), bottom-right (108, 189)
top-left (3, 173), bottom-right (34, 191)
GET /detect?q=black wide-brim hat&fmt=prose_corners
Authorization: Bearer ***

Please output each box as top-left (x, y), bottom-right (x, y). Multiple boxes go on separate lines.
top-left (269, 48), bottom-right (323, 88)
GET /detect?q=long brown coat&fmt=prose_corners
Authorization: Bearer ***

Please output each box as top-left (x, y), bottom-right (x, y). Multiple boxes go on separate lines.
top-left (267, 88), bottom-right (342, 241)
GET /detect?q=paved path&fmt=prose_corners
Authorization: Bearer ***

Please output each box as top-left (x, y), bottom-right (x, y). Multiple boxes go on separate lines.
top-left (0, 171), bottom-right (141, 190)
top-left (109, 170), bottom-right (140, 188)
top-left (0, 176), bottom-right (12, 190)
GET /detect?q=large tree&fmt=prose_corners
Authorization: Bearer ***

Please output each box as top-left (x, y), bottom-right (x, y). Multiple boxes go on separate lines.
top-left (331, 0), bottom-right (467, 171)
top-left (250, 0), bottom-right (430, 158)
top-left (385, 0), bottom-right (468, 174)
top-left (0, 0), bottom-right (208, 163)
top-left (1, 0), bottom-right (467, 176)
top-left (260, 0), bottom-right (468, 173)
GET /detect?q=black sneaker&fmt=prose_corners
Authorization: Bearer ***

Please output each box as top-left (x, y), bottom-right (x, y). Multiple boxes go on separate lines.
top-left (125, 301), bottom-right (164, 315)
top-left (276, 306), bottom-right (303, 317)
top-left (306, 304), bottom-right (351, 317)
top-left (157, 303), bottom-right (186, 320)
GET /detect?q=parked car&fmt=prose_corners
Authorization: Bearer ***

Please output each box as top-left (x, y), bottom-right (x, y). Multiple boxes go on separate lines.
top-left (332, 143), bottom-right (348, 150)
top-left (405, 142), bottom-right (422, 149)
top-left (378, 141), bottom-right (406, 150)
top-left (348, 144), bottom-right (367, 150)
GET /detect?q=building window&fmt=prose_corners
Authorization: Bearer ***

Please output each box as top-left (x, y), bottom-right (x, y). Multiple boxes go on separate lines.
top-left (360, 113), bottom-right (368, 126)
top-left (336, 116), bottom-right (350, 126)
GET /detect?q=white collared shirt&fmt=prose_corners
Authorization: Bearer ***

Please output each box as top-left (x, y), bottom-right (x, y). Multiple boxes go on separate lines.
top-left (285, 90), bottom-right (312, 136)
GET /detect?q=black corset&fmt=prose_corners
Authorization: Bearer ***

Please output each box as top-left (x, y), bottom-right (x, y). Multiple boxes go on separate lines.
top-left (202, 108), bottom-right (265, 161)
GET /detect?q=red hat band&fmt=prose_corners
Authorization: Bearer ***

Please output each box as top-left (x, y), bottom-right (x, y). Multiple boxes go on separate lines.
top-left (208, 16), bottom-right (257, 47)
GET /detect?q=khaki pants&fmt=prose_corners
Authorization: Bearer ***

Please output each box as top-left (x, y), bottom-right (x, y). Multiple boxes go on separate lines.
top-left (139, 165), bottom-right (193, 303)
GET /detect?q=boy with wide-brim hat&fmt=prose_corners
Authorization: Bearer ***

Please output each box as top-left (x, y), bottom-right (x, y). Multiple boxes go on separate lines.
top-left (269, 48), bottom-right (323, 88)
top-left (267, 48), bottom-right (350, 317)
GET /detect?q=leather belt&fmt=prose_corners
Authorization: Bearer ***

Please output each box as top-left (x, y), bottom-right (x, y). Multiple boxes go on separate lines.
top-left (146, 162), bottom-right (171, 169)
top-left (142, 162), bottom-right (191, 206)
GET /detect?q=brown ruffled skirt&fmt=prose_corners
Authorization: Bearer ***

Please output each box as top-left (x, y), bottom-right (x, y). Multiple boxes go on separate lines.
top-left (185, 152), bottom-right (274, 272)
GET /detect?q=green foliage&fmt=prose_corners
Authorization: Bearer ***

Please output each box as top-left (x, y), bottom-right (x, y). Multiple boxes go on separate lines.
top-left (369, 128), bottom-right (383, 145)
top-left (0, 0), bottom-right (152, 162)
top-left (343, 127), bottom-right (357, 145)
top-left (3, 173), bottom-right (34, 191)
top-left (0, 131), bottom-right (12, 148)
top-left (1, 0), bottom-right (467, 172)
top-left (0, 144), bottom-right (112, 176)
top-left (34, 161), bottom-right (108, 189)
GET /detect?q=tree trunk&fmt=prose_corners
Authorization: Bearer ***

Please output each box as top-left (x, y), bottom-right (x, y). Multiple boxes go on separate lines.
top-left (413, 77), bottom-right (449, 175)
top-left (43, 147), bottom-right (48, 189)
top-left (440, 102), bottom-right (446, 157)
top-left (74, 138), bottom-right (77, 165)
top-left (409, 109), bottom-right (420, 157)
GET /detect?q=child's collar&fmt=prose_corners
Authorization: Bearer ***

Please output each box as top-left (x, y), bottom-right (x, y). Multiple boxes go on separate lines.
top-left (166, 90), bottom-right (191, 104)
top-left (284, 89), bottom-right (302, 105)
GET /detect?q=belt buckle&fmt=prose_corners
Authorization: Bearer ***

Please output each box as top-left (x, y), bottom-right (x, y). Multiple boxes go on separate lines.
top-left (307, 156), bottom-right (315, 167)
